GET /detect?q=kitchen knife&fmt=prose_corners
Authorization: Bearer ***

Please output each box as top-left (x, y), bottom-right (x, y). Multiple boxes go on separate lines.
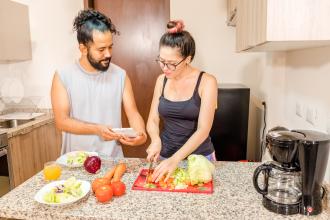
top-left (145, 161), bottom-right (153, 183)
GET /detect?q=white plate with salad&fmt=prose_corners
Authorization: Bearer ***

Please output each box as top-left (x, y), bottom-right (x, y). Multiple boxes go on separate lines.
top-left (56, 151), bottom-right (98, 167)
top-left (34, 177), bottom-right (90, 206)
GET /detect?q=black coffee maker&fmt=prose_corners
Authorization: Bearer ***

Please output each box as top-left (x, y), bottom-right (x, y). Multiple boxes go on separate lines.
top-left (253, 128), bottom-right (330, 215)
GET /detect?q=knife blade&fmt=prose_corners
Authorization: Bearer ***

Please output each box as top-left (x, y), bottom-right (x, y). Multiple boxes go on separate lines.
top-left (145, 161), bottom-right (153, 183)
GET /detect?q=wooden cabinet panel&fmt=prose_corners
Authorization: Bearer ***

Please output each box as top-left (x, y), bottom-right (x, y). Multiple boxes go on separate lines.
top-left (7, 122), bottom-right (62, 188)
top-left (0, 0), bottom-right (32, 62)
top-left (237, 0), bottom-right (330, 51)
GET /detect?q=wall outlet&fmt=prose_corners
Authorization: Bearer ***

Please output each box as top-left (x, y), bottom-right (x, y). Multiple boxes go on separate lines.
top-left (306, 107), bottom-right (317, 125)
top-left (295, 102), bottom-right (302, 117)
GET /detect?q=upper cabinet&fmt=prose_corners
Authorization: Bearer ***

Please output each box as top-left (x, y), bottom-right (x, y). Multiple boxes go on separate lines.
top-left (0, 0), bottom-right (32, 62)
top-left (227, 0), bottom-right (237, 26)
top-left (236, 0), bottom-right (330, 52)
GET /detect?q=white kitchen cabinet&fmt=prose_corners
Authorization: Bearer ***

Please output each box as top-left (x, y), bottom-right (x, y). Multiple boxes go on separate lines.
top-left (227, 0), bottom-right (237, 26)
top-left (0, 0), bottom-right (32, 62)
top-left (236, 0), bottom-right (330, 52)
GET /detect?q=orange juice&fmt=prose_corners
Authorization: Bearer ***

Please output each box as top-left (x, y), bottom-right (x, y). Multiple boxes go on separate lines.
top-left (43, 162), bottom-right (61, 181)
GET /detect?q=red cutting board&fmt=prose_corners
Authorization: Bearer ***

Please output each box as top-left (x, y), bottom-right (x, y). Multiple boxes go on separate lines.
top-left (131, 169), bottom-right (213, 194)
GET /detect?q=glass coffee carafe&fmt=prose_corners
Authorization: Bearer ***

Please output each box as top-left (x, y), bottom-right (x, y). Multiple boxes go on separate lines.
top-left (253, 162), bottom-right (302, 214)
top-left (253, 163), bottom-right (302, 204)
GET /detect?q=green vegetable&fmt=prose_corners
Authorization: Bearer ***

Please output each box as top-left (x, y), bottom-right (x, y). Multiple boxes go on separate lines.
top-left (63, 177), bottom-right (83, 197)
top-left (67, 152), bottom-right (88, 165)
top-left (172, 168), bottom-right (189, 189)
top-left (43, 177), bottom-right (83, 203)
top-left (43, 190), bottom-right (60, 203)
top-left (144, 183), bottom-right (157, 188)
top-left (187, 154), bottom-right (215, 186)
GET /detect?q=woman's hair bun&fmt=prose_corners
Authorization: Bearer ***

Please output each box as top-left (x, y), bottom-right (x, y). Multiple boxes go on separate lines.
top-left (167, 20), bottom-right (185, 34)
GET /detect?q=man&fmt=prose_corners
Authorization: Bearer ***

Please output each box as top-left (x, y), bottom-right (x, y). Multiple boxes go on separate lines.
top-left (51, 9), bottom-right (147, 157)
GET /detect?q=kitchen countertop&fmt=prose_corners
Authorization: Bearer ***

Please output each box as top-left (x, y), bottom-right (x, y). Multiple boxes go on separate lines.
top-left (0, 159), bottom-right (329, 220)
top-left (0, 112), bottom-right (54, 138)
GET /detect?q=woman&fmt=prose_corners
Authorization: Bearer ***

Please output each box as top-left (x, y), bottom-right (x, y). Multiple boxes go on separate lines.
top-left (146, 20), bottom-right (218, 182)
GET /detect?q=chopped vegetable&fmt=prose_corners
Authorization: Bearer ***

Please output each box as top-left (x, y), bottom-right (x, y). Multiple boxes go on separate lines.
top-left (144, 183), bottom-right (157, 188)
top-left (43, 177), bottom-right (83, 203)
top-left (172, 168), bottom-right (190, 189)
top-left (67, 152), bottom-right (88, 165)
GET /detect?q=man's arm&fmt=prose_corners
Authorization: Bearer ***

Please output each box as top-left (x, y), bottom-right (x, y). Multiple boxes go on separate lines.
top-left (51, 72), bottom-right (121, 140)
top-left (120, 75), bottom-right (147, 146)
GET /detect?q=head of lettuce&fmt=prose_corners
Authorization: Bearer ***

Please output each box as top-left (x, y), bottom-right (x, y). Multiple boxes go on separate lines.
top-left (187, 154), bottom-right (215, 185)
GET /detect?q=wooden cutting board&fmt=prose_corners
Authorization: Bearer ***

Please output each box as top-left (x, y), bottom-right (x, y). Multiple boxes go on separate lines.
top-left (132, 169), bottom-right (213, 194)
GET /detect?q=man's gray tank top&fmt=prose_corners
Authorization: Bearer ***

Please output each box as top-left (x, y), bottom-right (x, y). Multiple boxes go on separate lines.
top-left (57, 62), bottom-right (125, 157)
top-left (158, 71), bottom-right (214, 158)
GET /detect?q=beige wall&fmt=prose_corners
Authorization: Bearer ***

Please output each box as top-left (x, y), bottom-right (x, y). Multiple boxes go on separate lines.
top-left (170, 0), bottom-right (288, 161)
top-left (285, 46), bottom-right (330, 132)
top-left (285, 46), bottom-right (330, 180)
top-left (0, 0), bottom-right (83, 109)
top-left (171, 0), bottom-right (330, 181)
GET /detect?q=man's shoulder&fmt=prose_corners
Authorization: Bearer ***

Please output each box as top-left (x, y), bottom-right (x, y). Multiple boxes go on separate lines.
top-left (108, 63), bottom-right (126, 76)
top-left (57, 63), bottom-right (78, 75)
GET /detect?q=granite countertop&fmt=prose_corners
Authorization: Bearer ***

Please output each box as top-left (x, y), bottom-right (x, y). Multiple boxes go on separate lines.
top-left (0, 159), bottom-right (329, 220)
top-left (0, 112), bottom-right (54, 138)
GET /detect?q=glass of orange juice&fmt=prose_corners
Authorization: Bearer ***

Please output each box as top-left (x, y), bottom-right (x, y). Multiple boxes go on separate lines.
top-left (43, 161), bottom-right (61, 181)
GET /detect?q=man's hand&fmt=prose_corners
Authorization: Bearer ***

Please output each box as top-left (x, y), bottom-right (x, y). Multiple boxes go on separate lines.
top-left (96, 125), bottom-right (122, 141)
top-left (119, 132), bottom-right (147, 146)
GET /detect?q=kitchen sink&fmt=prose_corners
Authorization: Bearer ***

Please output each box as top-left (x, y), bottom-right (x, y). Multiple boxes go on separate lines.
top-left (0, 119), bottom-right (35, 129)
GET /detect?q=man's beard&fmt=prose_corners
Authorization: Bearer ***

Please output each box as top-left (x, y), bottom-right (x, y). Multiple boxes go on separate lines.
top-left (87, 52), bottom-right (111, 71)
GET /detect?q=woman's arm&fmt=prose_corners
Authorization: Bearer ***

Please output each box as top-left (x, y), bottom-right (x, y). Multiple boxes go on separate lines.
top-left (146, 74), bottom-right (165, 161)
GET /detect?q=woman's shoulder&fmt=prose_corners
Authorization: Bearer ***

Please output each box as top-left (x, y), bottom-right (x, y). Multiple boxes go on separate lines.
top-left (200, 72), bottom-right (217, 86)
top-left (156, 73), bottom-right (166, 85)
top-left (157, 73), bottom-right (166, 80)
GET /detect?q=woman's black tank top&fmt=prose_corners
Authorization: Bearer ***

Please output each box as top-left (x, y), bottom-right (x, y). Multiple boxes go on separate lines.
top-left (158, 71), bottom-right (214, 158)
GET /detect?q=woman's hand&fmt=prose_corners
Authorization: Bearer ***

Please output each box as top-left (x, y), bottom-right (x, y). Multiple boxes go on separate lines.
top-left (146, 141), bottom-right (161, 162)
top-left (151, 156), bottom-right (180, 183)
top-left (119, 132), bottom-right (147, 146)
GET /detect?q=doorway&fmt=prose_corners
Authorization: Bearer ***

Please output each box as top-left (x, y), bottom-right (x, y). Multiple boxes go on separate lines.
top-left (87, 0), bottom-right (170, 157)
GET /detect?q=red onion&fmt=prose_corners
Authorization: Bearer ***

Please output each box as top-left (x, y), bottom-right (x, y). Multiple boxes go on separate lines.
top-left (84, 156), bottom-right (101, 174)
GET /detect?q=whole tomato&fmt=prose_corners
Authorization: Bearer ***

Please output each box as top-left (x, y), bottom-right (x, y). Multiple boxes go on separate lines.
top-left (111, 181), bottom-right (126, 196)
top-left (92, 178), bottom-right (110, 193)
top-left (95, 185), bottom-right (113, 203)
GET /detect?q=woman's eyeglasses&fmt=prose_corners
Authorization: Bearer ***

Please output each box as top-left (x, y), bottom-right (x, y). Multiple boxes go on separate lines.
top-left (155, 57), bottom-right (186, 71)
